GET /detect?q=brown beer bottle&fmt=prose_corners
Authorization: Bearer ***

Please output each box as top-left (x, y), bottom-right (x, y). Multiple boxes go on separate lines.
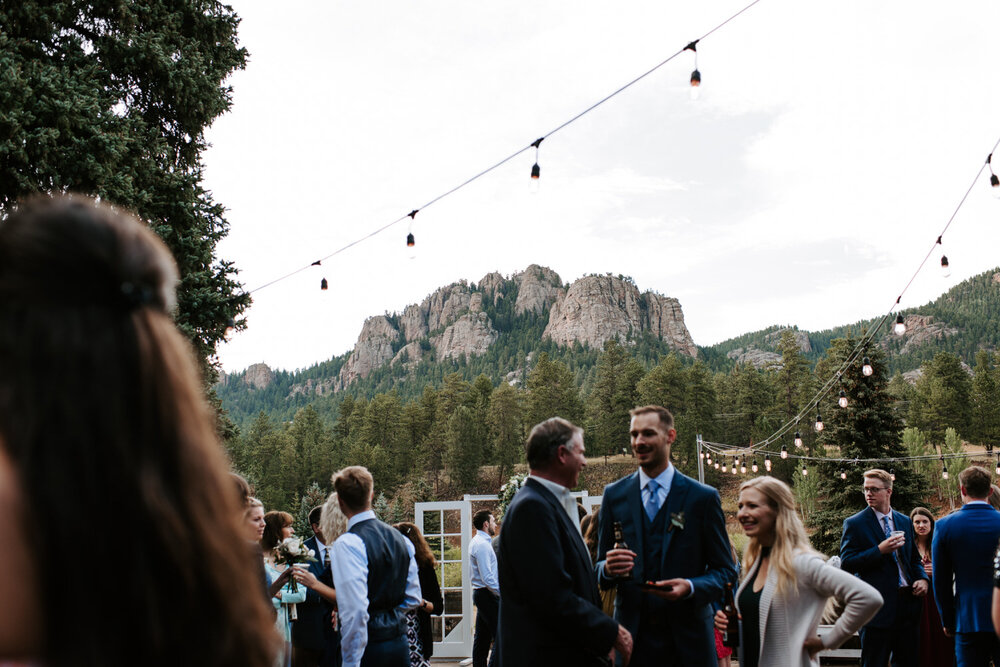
top-left (612, 521), bottom-right (632, 581)
top-left (722, 582), bottom-right (739, 648)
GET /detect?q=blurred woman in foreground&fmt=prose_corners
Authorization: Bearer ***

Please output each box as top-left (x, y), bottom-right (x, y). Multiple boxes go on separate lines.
top-left (0, 195), bottom-right (278, 665)
top-left (715, 477), bottom-right (882, 667)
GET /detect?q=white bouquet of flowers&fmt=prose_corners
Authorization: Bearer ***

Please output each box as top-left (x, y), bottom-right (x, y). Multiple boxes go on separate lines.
top-left (273, 536), bottom-right (317, 592)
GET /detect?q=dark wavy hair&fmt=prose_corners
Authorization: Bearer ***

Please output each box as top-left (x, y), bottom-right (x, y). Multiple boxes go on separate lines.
top-left (263, 511), bottom-right (294, 551)
top-left (0, 195), bottom-right (278, 666)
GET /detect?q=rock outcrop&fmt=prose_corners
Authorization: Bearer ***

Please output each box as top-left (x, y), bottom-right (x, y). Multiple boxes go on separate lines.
top-left (889, 314), bottom-right (959, 355)
top-left (244, 363), bottom-right (274, 390)
top-left (432, 312), bottom-right (499, 360)
top-left (726, 347), bottom-right (783, 368)
top-left (513, 264), bottom-right (563, 315)
top-left (329, 266), bottom-right (696, 390)
top-left (542, 275), bottom-right (697, 356)
top-left (763, 328), bottom-right (812, 354)
top-left (339, 316), bottom-right (399, 384)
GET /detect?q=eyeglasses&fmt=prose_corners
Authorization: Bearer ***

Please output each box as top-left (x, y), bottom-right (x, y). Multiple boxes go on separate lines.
top-left (862, 486), bottom-right (888, 495)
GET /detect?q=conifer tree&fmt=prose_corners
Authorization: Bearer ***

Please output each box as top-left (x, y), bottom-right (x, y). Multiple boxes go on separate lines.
top-left (1, 1), bottom-right (251, 372)
top-left (809, 339), bottom-right (912, 555)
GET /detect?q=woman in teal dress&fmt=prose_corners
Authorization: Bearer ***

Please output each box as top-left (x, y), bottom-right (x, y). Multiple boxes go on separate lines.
top-left (262, 511), bottom-right (308, 667)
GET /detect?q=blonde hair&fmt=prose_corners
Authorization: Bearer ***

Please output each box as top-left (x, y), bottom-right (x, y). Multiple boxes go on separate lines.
top-left (863, 468), bottom-right (893, 490)
top-left (320, 492), bottom-right (349, 545)
top-left (739, 476), bottom-right (818, 597)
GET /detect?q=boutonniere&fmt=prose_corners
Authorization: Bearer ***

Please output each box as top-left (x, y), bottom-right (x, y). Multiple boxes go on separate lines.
top-left (668, 511), bottom-right (685, 533)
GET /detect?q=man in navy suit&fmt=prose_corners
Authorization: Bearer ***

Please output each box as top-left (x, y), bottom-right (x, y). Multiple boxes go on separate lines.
top-left (292, 506), bottom-right (337, 667)
top-left (596, 405), bottom-right (736, 667)
top-left (496, 417), bottom-right (632, 667)
top-left (933, 465), bottom-right (1000, 666)
top-left (840, 468), bottom-right (928, 667)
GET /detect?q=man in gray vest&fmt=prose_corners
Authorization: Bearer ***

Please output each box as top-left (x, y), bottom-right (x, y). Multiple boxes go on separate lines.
top-left (330, 466), bottom-right (421, 667)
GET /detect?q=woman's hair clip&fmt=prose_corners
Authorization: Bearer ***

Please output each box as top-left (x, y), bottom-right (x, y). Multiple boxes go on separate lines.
top-left (120, 281), bottom-right (155, 310)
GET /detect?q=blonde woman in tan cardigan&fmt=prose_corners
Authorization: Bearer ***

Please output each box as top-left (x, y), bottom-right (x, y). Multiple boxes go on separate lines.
top-left (715, 477), bottom-right (883, 667)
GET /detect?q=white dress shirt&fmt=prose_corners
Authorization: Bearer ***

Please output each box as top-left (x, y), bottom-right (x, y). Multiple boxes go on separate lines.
top-left (529, 474), bottom-right (580, 532)
top-left (331, 510), bottom-right (422, 667)
top-left (469, 529), bottom-right (500, 595)
top-left (872, 507), bottom-right (908, 586)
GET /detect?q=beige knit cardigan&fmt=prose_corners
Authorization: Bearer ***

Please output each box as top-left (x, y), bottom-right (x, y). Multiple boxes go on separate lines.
top-left (735, 551), bottom-right (883, 667)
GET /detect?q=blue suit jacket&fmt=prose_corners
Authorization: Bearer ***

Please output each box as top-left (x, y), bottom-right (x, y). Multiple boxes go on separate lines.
top-left (595, 469), bottom-right (736, 667)
top-left (840, 507), bottom-right (926, 629)
top-left (496, 478), bottom-right (619, 667)
top-left (932, 502), bottom-right (1000, 633)
top-left (290, 535), bottom-right (334, 651)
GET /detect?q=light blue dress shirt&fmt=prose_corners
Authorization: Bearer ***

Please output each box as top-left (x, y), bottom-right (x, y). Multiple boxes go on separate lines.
top-left (638, 463), bottom-right (674, 513)
top-left (331, 510), bottom-right (422, 667)
top-left (469, 529), bottom-right (500, 595)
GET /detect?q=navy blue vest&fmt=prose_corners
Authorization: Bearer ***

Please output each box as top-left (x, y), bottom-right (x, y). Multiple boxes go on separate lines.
top-left (640, 502), bottom-right (671, 620)
top-left (349, 518), bottom-right (409, 642)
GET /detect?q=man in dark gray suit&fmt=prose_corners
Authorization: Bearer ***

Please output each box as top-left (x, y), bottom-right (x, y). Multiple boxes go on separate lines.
top-left (496, 417), bottom-right (632, 667)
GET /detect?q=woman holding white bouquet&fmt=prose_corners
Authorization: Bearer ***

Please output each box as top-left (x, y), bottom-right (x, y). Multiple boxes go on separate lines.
top-left (262, 511), bottom-right (309, 667)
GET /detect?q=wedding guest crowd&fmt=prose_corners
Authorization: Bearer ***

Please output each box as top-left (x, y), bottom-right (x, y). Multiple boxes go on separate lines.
top-left (9, 196), bottom-right (1000, 667)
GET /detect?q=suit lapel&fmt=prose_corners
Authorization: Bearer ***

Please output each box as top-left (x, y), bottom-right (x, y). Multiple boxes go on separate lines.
top-left (624, 473), bottom-right (645, 576)
top-left (866, 507), bottom-right (885, 545)
top-left (525, 479), bottom-right (593, 579)
top-left (659, 471), bottom-right (690, 570)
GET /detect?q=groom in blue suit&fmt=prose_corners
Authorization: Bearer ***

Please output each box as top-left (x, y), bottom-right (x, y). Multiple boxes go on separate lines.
top-left (596, 405), bottom-right (736, 667)
top-left (932, 465), bottom-right (1000, 667)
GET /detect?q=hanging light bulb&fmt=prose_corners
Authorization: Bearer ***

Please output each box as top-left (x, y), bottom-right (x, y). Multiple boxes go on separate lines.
top-left (699, 450), bottom-right (705, 459)
top-left (740, 462), bottom-right (747, 474)
top-left (224, 317), bottom-right (236, 339)
top-left (406, 233), bottom-right (415, 248)
top-left (714, 461), bottom-right (720, 470)
top-left (839, 390), bottom-right (848, 409)
top-left (889, 468), bottom-right (896, 481)
top-left (862, 357), bottom-right (874, 377)
top-left (529, 137), bottom-right (543, 193)
top-left (751, 458), bottom-right (759, 473)
top-left (941, 255), bottom-right (951, 277)
top-left (801, 465), bottom-right (808, 477)
top-left (320, 278), bottom-right (329, 290)
top-left (990, 154), bottom-right (1000, 197)
top-left (780, 444), bottom-right (789, 459)
top-left (794, 430), bottom-right (803, 448)
top-left (721, 460), bottom-right (727, 472)
top-left (734, 454), bottom-right (741, 468)
top-left (995, 453), bottom-right (999, 476)
top-left (764, 454), bottom-right (772, 472)
top-left (690, 69), bottom-right (701, 99)
top-left (942, 460), bottom-right (949, 480)
top-left (685, 40), bottom-right (701, 100)
top-left (732, 459), bottom-right (739, 475)
top-left (894, 314), bottom-right (907, 336)
top-left (840, 469), bottom-right (847, 480)
top-left (706, 455), bottom-right (712, 465)
top-left (814, 411), bottom-right (824, 432)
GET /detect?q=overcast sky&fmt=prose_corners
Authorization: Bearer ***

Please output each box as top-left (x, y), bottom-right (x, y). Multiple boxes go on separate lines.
top-left (204, 0), bottom-right (1000, 373)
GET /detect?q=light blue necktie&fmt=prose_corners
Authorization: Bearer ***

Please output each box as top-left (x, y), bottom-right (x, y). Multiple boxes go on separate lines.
top-left (883, 515), bottom-right (907, 585)
top-left (645, 479), bottom-right (661, 520)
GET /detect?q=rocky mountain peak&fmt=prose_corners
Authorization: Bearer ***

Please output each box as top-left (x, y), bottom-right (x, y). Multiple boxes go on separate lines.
top-left (243, 362), bottom-right (274, 390)
top-left (543, 274), bottom-right (696, 356)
